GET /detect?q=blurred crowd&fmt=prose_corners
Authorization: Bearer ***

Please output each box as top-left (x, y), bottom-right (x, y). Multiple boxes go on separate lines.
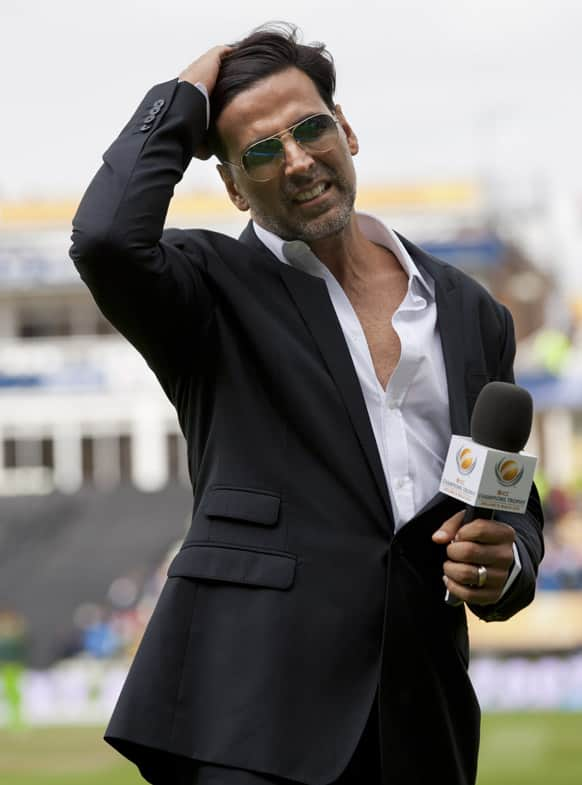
top-left (536, 483), bottom-right (582, 590)
top-left (61, 542), bottom-right (181, 661)
top-left (0, 541), bottom-right (179, 673)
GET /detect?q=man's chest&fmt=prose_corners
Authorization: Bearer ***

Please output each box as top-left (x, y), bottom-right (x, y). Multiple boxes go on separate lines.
top-left (345, 273), bottom-right (409, 390)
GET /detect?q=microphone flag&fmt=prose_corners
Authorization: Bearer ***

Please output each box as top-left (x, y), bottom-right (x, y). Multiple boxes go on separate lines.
top-left (439, 434), bottom-right (537, 515)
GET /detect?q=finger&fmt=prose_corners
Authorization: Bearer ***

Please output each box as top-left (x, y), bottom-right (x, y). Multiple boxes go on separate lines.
top-left (217, 44), bottom-right (235, 58)
top-left (443, 560), bottom-right (507, 589)
top-left (454, 520), bottom-right (516, 545)
top-left (442, 575), bottom-right (502, 606)
top-left (179, 45), bottom-right (236, 92)
top-left (446, 540), bottom-right (515, 570)
top-left (432, 510), bottom-right (465, 544)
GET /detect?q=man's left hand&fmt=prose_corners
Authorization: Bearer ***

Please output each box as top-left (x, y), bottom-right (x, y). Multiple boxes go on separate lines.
top-left (432, 511), bottom-right (516, 605)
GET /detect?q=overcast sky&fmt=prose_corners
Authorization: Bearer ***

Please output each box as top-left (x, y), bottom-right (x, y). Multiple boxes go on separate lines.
top-left (2, 0), bottom-right (581, 201)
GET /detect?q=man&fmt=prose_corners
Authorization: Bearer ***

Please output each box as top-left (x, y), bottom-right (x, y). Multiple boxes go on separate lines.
top-left (70, 24), bottom-right (544, 785)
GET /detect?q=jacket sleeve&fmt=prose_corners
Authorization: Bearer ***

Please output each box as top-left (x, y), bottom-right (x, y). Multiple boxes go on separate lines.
top-left (469, 303), bottom-right (545, 622)
top-left (69, 79), bottom-right (213, 402)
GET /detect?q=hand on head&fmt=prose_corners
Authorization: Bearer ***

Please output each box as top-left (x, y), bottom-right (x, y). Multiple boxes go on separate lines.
top-left (179, 45), bottom-right (233, 94)
top-left (179, 45), bottom-right (234, 160)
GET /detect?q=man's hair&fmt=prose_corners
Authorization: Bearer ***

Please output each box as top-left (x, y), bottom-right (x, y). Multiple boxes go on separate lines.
top-left (208, 22), bottom-right (336, 161)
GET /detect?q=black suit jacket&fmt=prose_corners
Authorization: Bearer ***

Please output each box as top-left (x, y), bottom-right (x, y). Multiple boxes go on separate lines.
top-left (70, 79), bottom-right (544, 785)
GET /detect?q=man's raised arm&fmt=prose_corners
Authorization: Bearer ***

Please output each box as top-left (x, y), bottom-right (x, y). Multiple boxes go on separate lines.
top-left (69, 47), bottom-right (230, 397)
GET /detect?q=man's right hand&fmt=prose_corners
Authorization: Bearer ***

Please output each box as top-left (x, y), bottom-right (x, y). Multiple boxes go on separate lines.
top-left (179, 45), bottom-right (233, 94)
top-left (179, 45), bottom-right (233, 159)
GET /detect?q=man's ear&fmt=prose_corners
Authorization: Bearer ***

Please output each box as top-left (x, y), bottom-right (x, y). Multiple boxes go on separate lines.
top-left (334, 104), bottom-right (359, 156)
top-left (217, 164), bottom-right (250, 212)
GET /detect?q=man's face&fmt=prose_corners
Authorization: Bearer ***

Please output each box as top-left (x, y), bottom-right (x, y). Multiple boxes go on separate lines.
top-left (216, 67), bottom-right (359, 242)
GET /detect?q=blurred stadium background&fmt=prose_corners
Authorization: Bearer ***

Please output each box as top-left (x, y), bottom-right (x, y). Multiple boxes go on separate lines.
top-left (1, 179), bottom-right (581, 783)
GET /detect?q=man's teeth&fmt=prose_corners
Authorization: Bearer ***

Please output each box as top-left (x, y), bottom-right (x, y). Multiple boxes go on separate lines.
top-left (295, 183), bottom-right (326, 202)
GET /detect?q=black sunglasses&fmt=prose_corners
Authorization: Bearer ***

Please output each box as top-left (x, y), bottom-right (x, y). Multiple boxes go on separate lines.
top-left (224, 113), bottom-right (339, 182)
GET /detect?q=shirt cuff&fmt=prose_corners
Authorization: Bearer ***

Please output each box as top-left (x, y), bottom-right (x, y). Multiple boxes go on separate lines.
top-left (176, 79), bottom-right (210, 130)
top-left (498, 541), bottom-right (522, 599)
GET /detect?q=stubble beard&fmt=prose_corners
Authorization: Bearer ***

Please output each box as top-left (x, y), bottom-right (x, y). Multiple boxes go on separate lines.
top-left (250, 168), bottom-right (357, 243)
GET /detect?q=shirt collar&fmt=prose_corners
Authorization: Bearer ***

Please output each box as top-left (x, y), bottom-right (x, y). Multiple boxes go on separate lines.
top-left (252, 213), bottom-right (434, 299)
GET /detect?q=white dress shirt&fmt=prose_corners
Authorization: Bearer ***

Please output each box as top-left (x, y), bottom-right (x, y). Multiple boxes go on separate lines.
top-left (256, 214), bottom-right (450, 532)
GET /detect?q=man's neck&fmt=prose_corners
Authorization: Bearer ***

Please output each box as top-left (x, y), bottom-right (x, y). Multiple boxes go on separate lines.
top-left (306, 214), bottom-right (399, 287)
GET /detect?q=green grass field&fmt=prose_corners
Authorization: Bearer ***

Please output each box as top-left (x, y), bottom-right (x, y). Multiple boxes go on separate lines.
top-left (0, 713), bottom-right (580, 784)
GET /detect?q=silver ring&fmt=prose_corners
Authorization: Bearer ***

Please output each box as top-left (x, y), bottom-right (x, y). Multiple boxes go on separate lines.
top-left (477, 565), bottom-right (488, 588)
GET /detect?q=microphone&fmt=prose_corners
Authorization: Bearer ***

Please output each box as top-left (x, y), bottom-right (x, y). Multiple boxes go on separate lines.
top-left (439, 381), bottom-right (537, 606)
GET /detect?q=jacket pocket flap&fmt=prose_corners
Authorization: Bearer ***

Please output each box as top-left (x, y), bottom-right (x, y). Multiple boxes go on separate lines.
top-left (167, 543), bottom-right (296, 590)
top-left (204, 487), bottom-right (280, 526)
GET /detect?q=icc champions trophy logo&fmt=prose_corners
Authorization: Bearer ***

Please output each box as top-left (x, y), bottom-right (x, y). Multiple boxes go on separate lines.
top-left (456, 446), bottom-right (477, 475)
top-left (495, 458), bottom-right (524, 486)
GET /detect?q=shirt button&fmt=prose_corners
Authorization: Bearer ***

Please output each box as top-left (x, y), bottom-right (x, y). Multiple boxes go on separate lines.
top-left (387, 400), bottom-right (399, 409)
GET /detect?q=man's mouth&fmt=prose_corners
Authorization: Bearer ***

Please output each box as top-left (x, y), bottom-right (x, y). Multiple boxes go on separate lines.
top-left (292, 182), bottom-right (331, 204)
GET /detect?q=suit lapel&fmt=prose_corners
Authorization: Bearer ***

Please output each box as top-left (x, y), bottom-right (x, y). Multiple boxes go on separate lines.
top-left (396, 233), bottom-right (470, 438)
top-left (239, 222), bottom-right (394, 529)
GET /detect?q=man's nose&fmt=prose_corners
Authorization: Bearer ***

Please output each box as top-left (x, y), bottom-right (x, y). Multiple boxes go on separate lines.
top-left (282, 136), bottom-right (315, 177)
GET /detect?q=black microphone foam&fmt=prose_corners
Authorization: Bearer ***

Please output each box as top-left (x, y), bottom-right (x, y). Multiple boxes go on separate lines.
top-left (470, 381), bottom-right (533, 453)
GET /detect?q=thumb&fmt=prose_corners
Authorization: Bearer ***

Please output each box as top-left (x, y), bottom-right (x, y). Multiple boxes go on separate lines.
top-left (432, 510), bottom-right (465, 544)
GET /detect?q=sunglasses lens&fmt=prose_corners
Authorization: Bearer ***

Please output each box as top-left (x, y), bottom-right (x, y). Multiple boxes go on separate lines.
top-left (241, 114), bottom-right (338, 182)
top-left (293, 115), bottom-right (337, 149)
top-left (242, 138), bottom-right (283, 181)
